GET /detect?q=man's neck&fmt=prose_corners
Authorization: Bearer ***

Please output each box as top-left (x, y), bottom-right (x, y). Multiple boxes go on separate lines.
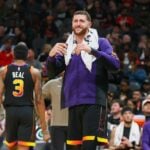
top-left (13, 60), bottom-right (26, 65)
top-left (112, 113), bottom-right (121, 119)
top-left (74, 30), bottom-right (89, 43)
top-left (146, 116), bottom-right (150, 121)
top-left (75, 35), bottom-right (85, 44)
top-left (124, 122), bottom-right (132, 127)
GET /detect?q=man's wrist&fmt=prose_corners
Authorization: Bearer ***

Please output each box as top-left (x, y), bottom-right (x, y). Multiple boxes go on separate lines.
top-left (43, 129), bottom-right (49, 134)
top-left (126, 142), bottom-right (133, 148)
top-left (89, 48), bottom-right (96, 54)
top-left (87, 47), bottom-right (92, 54)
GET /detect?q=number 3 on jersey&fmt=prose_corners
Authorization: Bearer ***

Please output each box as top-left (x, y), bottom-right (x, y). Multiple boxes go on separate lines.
top-left (13, 79), bottom-right (24, 97)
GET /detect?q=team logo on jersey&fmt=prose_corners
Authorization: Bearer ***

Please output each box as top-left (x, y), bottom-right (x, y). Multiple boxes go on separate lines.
top-left (36, 127), bottom-right (43, 140)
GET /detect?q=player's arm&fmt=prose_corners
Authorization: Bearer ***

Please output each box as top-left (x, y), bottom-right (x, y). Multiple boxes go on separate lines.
top-left (0, 67), bottom-right (7, 104)
top-left (32, 67), bottom-right (50, 142)
top-left (109, 127), bottom-right (116, 147)
top-left (42, 81), bottom-right (52, 100)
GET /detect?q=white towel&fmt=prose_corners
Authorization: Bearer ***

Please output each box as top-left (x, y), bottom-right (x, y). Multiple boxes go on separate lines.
top-left (65, 28), bottom-right (99, 71)
top-left (114, 121), bottom-right (141, 146)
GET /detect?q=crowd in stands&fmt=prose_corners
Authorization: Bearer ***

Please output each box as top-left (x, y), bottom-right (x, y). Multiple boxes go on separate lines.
top-left (0, 0), bottom-right (150, 149)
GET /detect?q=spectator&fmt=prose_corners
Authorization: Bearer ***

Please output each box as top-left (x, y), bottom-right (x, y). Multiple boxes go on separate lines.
top-left (42, 72), bottom-right (68, 150)
top-left (84, 0), bottom-right (95, 16)
top-left (117, 78), bottom-right (132, 102)
top-left (126, 98), bottom-right (145, 128)
top-left (131, 89), bottom-right (143, 114)
top-left (37, 44), bottom-right (52, 79)
top-left (14, 26), bottom-right (26, 44)
top-left (108, 100), bottom-right (122, 139)
top-left (0, 0), bottom-right (9, 23)
top-left (116, 7), bottom-right (135, 27)
top-left (142, 95), bottom-right (150, 121)
top-left (108, 100), bottom-right (122, 131)
top-left (32, 33), bottom-right (45, 55)
top-left (40, 15), bottom-right (59, 44)
top-left (0, 35), bottom-right (14, 67)
top-left (141, 78), bottom-right (150, 98)
top-left (141, 96), bottom-right (150, 149)
top-left (0, 24), bottom-right (6, 46)
top-left (38, 44), bottom-right (51, 63)
top-left (107, 0), bottom-right (118, 17)
top-left (109, 107), bottom-right (141, 150)
top-left (127, 61), bottom-right (148, 86)
top-left (26, 48), bottom-right (42, 70)
top-left (136, 34), bottom-right (149, 60)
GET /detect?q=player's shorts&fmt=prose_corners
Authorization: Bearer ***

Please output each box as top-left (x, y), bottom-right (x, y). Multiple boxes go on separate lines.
top-left (67, 104), bottom-right (108, 146)
top-left (4, 106), bottom-right (36, 148)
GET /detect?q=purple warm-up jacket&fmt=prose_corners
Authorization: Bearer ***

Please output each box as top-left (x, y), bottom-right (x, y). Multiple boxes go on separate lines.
top-left (142, 121), bottom-right (150, 150)
top-left (47, 38), bottom-right (120, 108)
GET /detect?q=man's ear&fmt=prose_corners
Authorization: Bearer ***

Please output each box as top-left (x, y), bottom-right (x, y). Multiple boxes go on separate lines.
top-left (88, 21), bottom-right (92, 28)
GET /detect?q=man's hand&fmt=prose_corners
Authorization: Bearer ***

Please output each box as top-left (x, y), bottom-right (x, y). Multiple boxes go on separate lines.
top-left (121, 136), bottom-right (132, 147)
top-left (43, 130), bottom-right (51, 142)
top-left (115, 144), bottom-right (126, 149)
top-left (49, 43), bottom-right (67, 57)
top-left (0, 119), bottom-right (5, 136)
top-left (74, 43), bottom-right (91, 55)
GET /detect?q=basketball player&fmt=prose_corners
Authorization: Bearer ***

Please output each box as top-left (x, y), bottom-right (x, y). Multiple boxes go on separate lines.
top-left (0, 42), bottom-right (50, 150)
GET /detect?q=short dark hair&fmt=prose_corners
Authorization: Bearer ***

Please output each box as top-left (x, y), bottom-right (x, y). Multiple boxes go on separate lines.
top-left (111, 99), bottom-right (123, 107)
top-left (14, 42), bottom-right (28, 60)
top-left (73, 10), bottom-right (91, 21)
top-left (121, 106), bottom-right (133, 115)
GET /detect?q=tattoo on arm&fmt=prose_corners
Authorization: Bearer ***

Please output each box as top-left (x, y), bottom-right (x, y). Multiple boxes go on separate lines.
top-left (34, 70), bottom-right (42, 103)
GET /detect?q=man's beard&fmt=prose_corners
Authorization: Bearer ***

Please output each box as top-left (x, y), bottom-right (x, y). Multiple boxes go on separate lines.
top-left (73, 27), bottom-right (88, 36)
top-left (125, 120), bottom-right (132, 125)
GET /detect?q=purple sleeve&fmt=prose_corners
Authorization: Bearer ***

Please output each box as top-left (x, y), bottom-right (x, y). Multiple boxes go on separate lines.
top-left (46, 55), bottom-right (66, 78)
top-left (142, 123), bottom-right (150, 150)
top-left (46, 55), bottom-right (64, 67)
top-left (91, 38), bottom-right (120, 70)
top-left (46, 56), bottom-right (56, 65)
top-left (91, 38), bottom-right (112, 57)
